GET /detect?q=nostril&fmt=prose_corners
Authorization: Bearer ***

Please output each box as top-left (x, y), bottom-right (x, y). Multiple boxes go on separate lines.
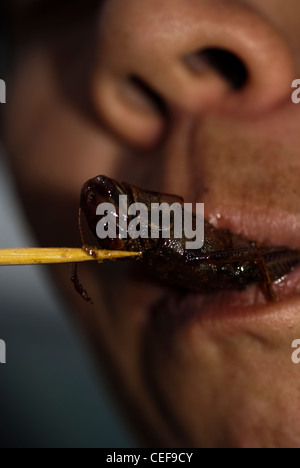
top-left (127, 75), bottom-right (168, 118)
top-left (201, 48), bottom-right (249, 90)
top-left (184, 48), bottom-right (249, 90)
top-left (93, 71), bottom-right (168, 147)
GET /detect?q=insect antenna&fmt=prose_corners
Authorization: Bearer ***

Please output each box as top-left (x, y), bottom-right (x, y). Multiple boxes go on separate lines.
top-left (70, 207), bottom-right (93, 304)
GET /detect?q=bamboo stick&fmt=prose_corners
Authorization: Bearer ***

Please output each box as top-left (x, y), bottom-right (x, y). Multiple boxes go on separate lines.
top-left (0, 248), bottom-right (141, 266)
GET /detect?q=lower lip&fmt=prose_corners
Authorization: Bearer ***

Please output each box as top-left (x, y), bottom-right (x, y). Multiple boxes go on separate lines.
top-left (151, 265), bottom-right (300, 331)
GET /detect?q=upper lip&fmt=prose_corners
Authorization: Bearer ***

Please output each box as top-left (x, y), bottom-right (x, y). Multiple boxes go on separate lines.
top-left (207, 204), bottom-right (300, 250)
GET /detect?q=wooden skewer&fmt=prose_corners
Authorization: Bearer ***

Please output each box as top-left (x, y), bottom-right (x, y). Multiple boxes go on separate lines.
top-left (0, 248), bottom-right (141, 266)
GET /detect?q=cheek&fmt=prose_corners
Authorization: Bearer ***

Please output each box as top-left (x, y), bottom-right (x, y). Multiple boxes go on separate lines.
top-left (5, 49), bottom-right (126, 201)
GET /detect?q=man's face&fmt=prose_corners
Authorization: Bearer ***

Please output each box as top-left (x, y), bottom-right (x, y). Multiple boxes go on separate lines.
top-left (5, 0), bottom-right (300, 447)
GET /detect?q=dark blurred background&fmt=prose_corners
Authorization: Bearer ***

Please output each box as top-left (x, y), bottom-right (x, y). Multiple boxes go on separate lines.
top-left (0, 1), bottom-right (136, 448)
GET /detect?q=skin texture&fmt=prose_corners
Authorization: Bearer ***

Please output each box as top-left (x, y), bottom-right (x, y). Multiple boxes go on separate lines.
top-left (4, 0), bottom-right (300, 447)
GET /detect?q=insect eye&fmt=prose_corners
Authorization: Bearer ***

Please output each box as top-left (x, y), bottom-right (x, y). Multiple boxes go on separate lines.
top-left (87, 190), bottom-right (95, 203)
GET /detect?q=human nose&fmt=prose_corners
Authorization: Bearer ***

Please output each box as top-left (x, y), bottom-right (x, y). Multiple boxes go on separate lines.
top-left (92, 0), bottom-right (294, 146)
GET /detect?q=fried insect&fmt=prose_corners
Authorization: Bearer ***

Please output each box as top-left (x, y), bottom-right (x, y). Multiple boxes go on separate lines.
top-left (80, 175), bottom-right (300, 301)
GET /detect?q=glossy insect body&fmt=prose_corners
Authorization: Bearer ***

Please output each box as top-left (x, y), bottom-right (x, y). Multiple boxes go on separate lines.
top-left (80, 176), bottom-right (300, 299)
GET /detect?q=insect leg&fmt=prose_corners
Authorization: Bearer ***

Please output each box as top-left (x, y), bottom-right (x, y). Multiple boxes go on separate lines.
top-left (198, 247), bottom-right (277, 301)
top-left (254, 251), bottom-right (277, 302)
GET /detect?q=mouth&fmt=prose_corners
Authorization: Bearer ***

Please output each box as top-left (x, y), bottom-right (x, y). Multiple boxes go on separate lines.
top-left (148, 204), bottom-right (300, 332)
